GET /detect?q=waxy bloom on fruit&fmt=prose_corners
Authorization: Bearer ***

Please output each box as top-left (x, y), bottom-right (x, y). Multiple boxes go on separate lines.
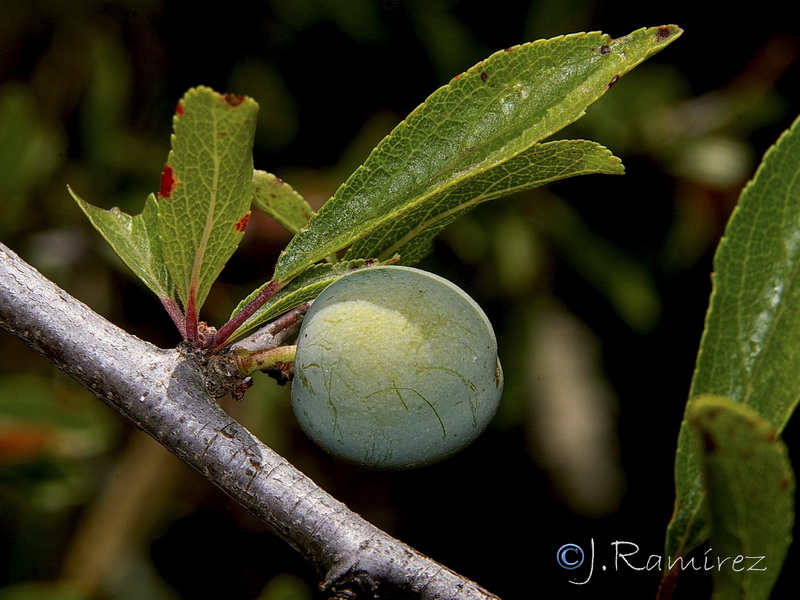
top-left (291, 266), bottom-right (503, 469)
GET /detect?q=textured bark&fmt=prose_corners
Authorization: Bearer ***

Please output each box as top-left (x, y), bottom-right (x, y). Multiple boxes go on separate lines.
top-left (0, 243), bottom-right (500, 600)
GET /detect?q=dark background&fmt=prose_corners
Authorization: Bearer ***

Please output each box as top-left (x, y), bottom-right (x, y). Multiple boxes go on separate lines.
top-left (1, 1), bottom-right (798, 599)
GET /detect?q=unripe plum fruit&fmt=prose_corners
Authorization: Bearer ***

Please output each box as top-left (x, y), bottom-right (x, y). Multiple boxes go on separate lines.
top-left (291, 265), bottom-right (503, 469)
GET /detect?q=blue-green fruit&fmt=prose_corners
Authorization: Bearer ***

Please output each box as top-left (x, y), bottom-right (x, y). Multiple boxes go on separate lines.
top-left (291, 265), bottom-right (503, 469)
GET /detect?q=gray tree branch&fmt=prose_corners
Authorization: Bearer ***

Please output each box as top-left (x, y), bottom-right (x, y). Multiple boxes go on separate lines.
top-left (0, 243), bottom-right (500, 600)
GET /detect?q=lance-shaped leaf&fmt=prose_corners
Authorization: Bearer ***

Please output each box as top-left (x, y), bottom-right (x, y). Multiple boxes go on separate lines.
top-left (345, 139), bottom-right (623, 264)
top-left (71, 189), bottom-right (174, 302)
top-left (662, 114), bottom-right (800, 585)
top-left (252, 170), bottom-right (315, 235)
top-left (690, 396), bottom-right (794, 600)
top-left (225, 259), bottom-right (381, 345)
top-left (273, 25), bottom-right (681, 282)
top-left (158, 87), bottom-right (258, 329)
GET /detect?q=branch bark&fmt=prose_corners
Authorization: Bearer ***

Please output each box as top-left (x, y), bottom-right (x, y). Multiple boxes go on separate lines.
top-left (0, 243), bottom-right (500, 600)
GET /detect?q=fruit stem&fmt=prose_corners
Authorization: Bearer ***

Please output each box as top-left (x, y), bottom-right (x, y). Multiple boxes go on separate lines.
top-left (232, 344), bottom-right (297, 378)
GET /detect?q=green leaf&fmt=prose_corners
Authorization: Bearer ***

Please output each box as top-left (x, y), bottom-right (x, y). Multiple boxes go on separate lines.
top-left (252, 170), bottom-right (315, 235)
top-left (157, 86), bottom-right (258, 324)
top-left (273, 25), bottom-right (681, 282)
top-left (345, 139), bottom-right (624, 265)
top-left (71, 189), bottom-right (174, 302)
top-left (227, 259), bottom-right (380, 344)
top-left (663, 114), bottom-right (800, 575)
top-left (690, 396), bottom-right (794, 600)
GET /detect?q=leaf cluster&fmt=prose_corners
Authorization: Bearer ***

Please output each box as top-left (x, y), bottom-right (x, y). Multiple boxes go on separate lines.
top-left (73, 26), bottom-right (681, 351)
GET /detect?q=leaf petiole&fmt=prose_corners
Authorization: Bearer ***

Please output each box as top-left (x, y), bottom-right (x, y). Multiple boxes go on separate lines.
top-left (212, 279), bottom-right (285, 351)
top-left (160, 297), bottom-right (187, 338)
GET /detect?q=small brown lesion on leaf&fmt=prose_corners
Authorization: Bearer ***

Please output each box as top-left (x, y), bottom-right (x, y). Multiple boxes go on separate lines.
top-left (599, 45), bottom-right (611, 55)
top-left (480, 71), bottom-right (489, 82)
top-left (222, 93), bottom-right (246, 107)
top-left (656, 26), bottom-right (673, 41)
top-left (607, 74), bottom-right (620, 89)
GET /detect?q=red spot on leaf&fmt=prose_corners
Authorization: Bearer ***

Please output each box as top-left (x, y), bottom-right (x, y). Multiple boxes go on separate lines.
top-left (175, 101), bottom-right (184, 116)
top-left (159, 164), bottom-right (176, 198)
top-left (235, 211), bottom-right (251, 232)
top-left (223, 93), bottom-right (246, 107)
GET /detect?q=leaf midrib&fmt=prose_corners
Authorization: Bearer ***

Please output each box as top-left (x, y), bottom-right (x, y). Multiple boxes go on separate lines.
top-left (188, 110), bottom-right (221, 307)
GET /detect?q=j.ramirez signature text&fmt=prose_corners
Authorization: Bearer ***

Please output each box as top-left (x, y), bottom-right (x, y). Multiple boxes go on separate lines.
top-left (558, 539), bottom-right (766, 585)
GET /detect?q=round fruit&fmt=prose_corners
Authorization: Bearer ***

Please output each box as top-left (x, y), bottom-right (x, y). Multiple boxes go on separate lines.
top-left (291, 265), bottom-right (503, 469)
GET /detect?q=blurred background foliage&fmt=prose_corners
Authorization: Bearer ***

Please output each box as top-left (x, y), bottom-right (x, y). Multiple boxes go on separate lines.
top-left (1, 1), bottom-right (799, 598)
